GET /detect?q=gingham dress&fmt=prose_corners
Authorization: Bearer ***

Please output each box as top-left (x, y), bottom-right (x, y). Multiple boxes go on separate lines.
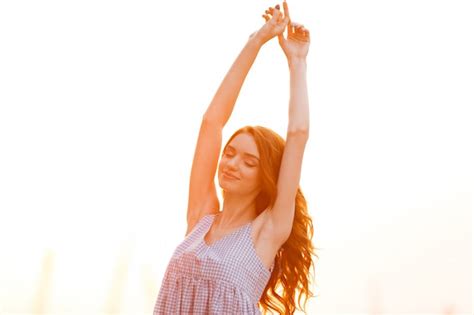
top-left (153, 214), bottom-right (274, 314)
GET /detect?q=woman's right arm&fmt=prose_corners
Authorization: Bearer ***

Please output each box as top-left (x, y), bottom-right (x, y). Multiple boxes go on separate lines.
top-left (186, 36), bottom-right (263, 234)
top-left (186, 6), bottom-right (289, 235)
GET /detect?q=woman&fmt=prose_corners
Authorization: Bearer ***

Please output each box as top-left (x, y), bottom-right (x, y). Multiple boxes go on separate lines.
top-left (154, 1), bottom-right (316, 314)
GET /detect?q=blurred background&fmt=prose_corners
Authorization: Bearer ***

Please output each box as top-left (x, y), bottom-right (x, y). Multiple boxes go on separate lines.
top-left (0, 0), bottom-right (472, 314)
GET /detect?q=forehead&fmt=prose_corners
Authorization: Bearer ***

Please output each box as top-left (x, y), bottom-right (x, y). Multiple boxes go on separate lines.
top-left (226, 133), bottom-right (259, 157)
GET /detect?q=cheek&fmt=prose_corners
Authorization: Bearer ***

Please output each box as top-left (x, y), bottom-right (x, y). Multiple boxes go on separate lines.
top-left (218, 158), bottom-right (226, 170)
top-left (217, 162), bottom-right (224, 176)
top-left (243, 168), bottom-right (260, 183)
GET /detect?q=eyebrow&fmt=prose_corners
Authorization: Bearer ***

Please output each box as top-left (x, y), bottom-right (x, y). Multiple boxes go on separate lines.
top-left (227, 145), bottom-right (260, 161)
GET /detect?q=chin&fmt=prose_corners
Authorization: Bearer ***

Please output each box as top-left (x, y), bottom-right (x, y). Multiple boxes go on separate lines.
top-left (217, 176), bottom-right (228, 189)
top-left (218, 179), bottom-right (235, 191)
top-left (217, 178), bottom-right (240, 194)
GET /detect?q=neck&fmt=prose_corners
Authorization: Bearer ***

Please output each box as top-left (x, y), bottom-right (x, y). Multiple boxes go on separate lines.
top-left (216, 191), bottom-right (259, 229)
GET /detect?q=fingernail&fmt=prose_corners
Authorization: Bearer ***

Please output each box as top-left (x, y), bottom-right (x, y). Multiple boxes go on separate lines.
top-left (275, 4), bottom-right (280, 9)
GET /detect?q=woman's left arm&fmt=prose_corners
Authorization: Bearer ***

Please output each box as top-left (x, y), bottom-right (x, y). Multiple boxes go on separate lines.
top-left (266, 2), bottom-right (311, 243)
top-left (271, 58), bottom-right (309, 243)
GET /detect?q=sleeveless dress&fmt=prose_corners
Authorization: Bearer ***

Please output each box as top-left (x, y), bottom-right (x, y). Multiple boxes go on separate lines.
top-left (153, 214), bottom-right (275, 315)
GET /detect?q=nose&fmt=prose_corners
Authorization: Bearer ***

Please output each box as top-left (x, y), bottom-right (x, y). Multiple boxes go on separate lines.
top-left (226, 156), bottom-right (239, 170)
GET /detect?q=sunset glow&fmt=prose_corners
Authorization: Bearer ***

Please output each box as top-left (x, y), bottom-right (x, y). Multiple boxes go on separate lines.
top-left (0, 0), bottom-right (471, 314)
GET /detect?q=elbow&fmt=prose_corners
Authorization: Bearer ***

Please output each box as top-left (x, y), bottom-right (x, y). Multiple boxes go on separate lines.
top-left (202, 113), bottom-right (224, 129)
top-left (202, 112), bottom-right (216, 124)
top-left (287, 126), bottom-right (309, 140)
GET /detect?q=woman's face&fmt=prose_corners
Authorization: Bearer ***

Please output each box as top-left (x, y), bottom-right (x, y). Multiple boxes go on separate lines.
top-left (218, 133), bottom-right (261, 195)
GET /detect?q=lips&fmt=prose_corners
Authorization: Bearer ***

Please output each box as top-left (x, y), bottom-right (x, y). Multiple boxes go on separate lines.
top-left (223, 171), bottom-right (240, 180)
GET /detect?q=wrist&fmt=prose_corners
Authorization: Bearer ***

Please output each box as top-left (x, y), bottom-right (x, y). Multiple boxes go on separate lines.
top-left (249, 30), bottom-right (268, 47)
top-left (288, 58), bottom-right (307, 69)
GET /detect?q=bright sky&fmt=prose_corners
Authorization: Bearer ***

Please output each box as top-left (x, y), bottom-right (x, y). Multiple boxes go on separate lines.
top-left (0, 0), bottom-right (472, 314)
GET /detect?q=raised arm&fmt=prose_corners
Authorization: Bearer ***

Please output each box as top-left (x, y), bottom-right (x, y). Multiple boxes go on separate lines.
top-left (186, 7), bottom-right (289, 235)
top-left (265, 1), bottom-right (311, 243)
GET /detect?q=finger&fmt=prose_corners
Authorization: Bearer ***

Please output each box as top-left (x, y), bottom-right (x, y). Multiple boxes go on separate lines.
top-left (270, 10), bottom-right (277, 21)
top-left (262, 14), bottom-right (270, 22)
top-left (289, 23), bottom-right (296, 35)
top-left (265, 7), bottom-right (273, 20)
top-left (293, 32), bottom-right (307, 39)
top-left (292, 22), bottom-right (303, 28)
top-left (278, 11), bottom-right (284, 23)
top-left (305, 29), bottom-right (311, 41)
top-left (298, 26), bottom-right (310, 37)
top-left (295, 26), bottom-right (306, 34)
top-left (279, 15), bottom-right (289, 37)
top-left (271, 4), bottom-right (281, 21)
top-left (278, 32), bottom-right (284, 46)
top-left (292, 31), bottom-right (310, 42)
top-left (288, 29), bottom-right (305, 39)
top-left (291, 28), bottom-right (307, 37)
top-left (268, 6), bottom-right (283, 20)
top-left (283, 0), bottom-right (291, 22)
top-left (290, 34), bottom-right (309, 43)
top-left (290, 22), bottom-right (306, 35)
top-left (283, 0), bottom-right (291, 36)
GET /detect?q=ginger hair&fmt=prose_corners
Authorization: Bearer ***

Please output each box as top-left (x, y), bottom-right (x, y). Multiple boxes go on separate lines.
top-left (223, 125), bottom-right (318, 314)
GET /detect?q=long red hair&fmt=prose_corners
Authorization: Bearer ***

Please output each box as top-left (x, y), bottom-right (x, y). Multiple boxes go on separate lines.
top-left (223, 125), bottom-right (318, 314)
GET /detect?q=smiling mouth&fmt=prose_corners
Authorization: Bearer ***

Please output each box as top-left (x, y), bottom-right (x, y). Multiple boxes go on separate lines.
top-left (223, 172), bottom-right (240, 180)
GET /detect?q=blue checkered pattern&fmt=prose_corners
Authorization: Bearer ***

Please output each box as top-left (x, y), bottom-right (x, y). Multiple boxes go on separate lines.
top-left (153, 214), bottom-right (274, 314)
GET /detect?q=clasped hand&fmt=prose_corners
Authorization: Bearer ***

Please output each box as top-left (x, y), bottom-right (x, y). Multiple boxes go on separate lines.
top-left (251, 1), bottom-right (310, 61)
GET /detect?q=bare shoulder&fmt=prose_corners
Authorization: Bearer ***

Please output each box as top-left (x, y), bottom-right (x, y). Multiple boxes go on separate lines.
top-left (185, 208), bottom-right (219, 237)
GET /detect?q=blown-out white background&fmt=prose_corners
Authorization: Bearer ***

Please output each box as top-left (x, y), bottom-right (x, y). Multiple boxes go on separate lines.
top-left (0, 0), bottom-right (472, 314)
